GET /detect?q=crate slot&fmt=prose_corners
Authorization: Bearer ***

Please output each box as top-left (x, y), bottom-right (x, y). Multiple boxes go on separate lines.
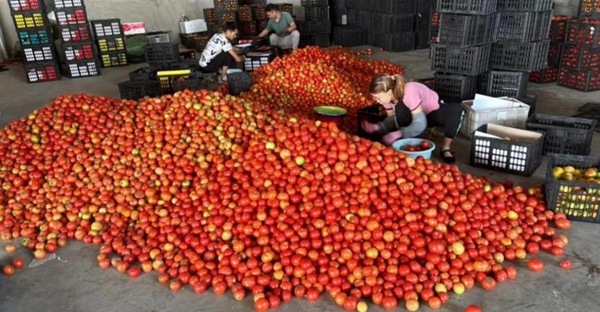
top-left (22, 44), bottom-right (57, 63)
top-left (23, 62), bottom-right (60, 83)
top-left (431, 43), bottom-right (491, 75)
top-left (438, 13), bottom-right (496, 46)
top-left (489, 40), bottom-right (550, 72)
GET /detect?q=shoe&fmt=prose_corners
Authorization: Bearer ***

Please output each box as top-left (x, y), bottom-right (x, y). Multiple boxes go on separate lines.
top-left (440, 149), bottom-right (456, 164)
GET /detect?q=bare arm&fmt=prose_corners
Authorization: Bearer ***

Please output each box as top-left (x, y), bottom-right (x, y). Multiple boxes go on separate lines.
top-left (257, 28), bottom-right (269, 38)
top-left (286, 21), bottom-right (297, 33)
top-left (228, 49), bottom-right (243, 63)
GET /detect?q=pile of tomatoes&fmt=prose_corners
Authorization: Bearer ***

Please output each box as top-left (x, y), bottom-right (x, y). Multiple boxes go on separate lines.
top-left (237, 47), bottom-right (404, 133)
top-left (0, 88), bottom-right (572, 310)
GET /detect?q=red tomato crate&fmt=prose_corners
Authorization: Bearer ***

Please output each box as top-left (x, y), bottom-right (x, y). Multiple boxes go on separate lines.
top-left (23, 62), bottom-right (61, 83)
top-left (60, 25), bottom-right (92, 42)
top-left (544, 154), bottom-right (600, 223)
top-left (558, 67), bottom-right (600, 92)
top-left (9, 0), bottom-right (46, 12)
top-left (548, 41), bottom-right (563, 67)
top-left (529, 66), bottom-right (559, 83)
top-left (63, 42), bottom-right (96, 61)
top-left (54, 7), bottom-right (88, 27)
top-left (549, 16), bottom-right (572, 41)
top-left (560, 44), bottom-right (600, 70)
top-left (566, 20), bottom-right (600, 47)
top-left (579, 0), bottom-right (600, 19)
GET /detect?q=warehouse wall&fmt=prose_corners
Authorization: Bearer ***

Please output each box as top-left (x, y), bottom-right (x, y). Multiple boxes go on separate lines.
top-left (0, 0), bottom-right (584, 57)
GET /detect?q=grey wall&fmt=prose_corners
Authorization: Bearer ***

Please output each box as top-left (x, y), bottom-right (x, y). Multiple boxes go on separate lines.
top-left (0, 0), bottom-right (585, 57)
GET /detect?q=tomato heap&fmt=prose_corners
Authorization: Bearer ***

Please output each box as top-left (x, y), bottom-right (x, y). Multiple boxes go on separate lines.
top-left (0, 90), bottom-right (571, 311)
top-left (238, 47), bottom-right (404, 133)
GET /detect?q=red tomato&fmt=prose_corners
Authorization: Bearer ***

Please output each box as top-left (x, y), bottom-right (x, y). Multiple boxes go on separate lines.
top-left (3, 264), bottom-right (15, 276)
top-left (12, 257), bottom-right (25, 269)
top-left (528, 258), bottom-right (545, 272)
top-left (480, 277), bottom-right (496, 291)
top-left (559, 259), bottom-right (572, 270)
top-left (465, 304), bottom-right (483, 312)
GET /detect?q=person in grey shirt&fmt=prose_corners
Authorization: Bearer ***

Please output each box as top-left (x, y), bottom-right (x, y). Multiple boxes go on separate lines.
top-left (257, 4), bottom-right (300, 51)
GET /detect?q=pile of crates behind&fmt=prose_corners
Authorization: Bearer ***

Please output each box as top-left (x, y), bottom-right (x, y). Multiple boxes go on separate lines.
top-left (556, 1), bottom-right (600, 92)
top-left (10, 0), bottom-right (61, 82)
top-left (297, 0), bottom-right (331, 48)
top-left (54, 0), bottom-right (101, 78)
top-left (90, 19), bottom-right (128, 68)
top-left (431, 0), bottom-right (498, 103)
top-left (529, 16), bottom-right (571, 83)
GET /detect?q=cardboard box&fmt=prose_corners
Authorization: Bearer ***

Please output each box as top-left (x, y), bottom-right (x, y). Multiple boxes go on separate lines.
top-left (122, 22), bottom-right (146, 35)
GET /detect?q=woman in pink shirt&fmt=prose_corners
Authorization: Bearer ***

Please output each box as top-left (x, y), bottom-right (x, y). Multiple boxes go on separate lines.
top-left (362, 74), bottom-right (464, 163)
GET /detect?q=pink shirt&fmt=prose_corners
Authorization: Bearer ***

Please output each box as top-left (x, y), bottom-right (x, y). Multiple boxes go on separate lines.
top-left (403, 82), bottom-right (440, 114)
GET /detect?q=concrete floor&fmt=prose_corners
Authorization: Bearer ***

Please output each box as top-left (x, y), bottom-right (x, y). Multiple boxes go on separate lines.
top-left (1, 48), bottom-right (600, 312)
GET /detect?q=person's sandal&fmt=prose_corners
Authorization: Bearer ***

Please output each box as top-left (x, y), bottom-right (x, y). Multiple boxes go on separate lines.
top-left (440, 149), bottom-right (456, 164)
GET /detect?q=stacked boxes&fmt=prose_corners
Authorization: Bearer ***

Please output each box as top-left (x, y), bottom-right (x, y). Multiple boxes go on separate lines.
top-left (298, 0), bottom-right (331, 48)
top-left (530, 16), bottom-right (571, 83)
top-left (10, 0), bottom-right (60, 82)
top-left (90, 19), bottom-right (128, 68)
top-left (479, 0), bottom-right (552, 98)
top-left (432, 0), bottom-right (497, 102)
top-left (54, 0), bottom-right (101, 78)
top-left (558, 19), bottom-right (600, 92)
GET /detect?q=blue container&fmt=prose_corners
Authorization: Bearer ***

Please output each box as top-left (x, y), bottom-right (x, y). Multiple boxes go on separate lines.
top-left (392, 138), bottom-right (436, 159)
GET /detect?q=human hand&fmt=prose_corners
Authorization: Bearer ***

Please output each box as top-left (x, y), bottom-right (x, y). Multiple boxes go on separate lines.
top-left (382, 130), bottom-right (402, 146)
top-left (361, 120), bottom-right (379, 134)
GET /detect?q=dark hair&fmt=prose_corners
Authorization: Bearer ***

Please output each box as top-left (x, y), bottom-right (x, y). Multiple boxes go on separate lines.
top-left (265, 4), bottom-right (279, 12)
top-left (224, 22), bottom-right (238, 32)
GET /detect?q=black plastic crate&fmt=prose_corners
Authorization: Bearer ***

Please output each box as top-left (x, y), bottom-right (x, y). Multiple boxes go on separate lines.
top-left (560, 44), bottom-right (600, 70)
top-left (301, 0), bottom-right (329, 6)
top-left (579, 0), bottom-right (600, 18)
top-left (549, 16), bottom-right (571, 41)
top-left (356, 10), bottom-right (372, 28)
top-left (431, 43), bottom-right (491, 75)
top-left (17, 28), bottom-right (52, 46)
top-left (145, 43), bottom-right (180, 64)
top-left (380, 0), bottom-right (416, 14)
top-left (22, 44), bottom-right (57, 63)
top-left (301, 34), bottom-right (331, 48)
top-left (54, 0), bottom-right (85, 9)
top-left (357, 104), bottom-right (387, 142)
top-left (23, 61), bottom-right (60, 83)
top-left (544, 154), bottom-right (600, 223)
top-left (304, 6), bottom-right (329, 20)
top-left (96, 36), bottom-right (126, 53)
top-left (548, 41), bottom-right (563, 67)
top-left (331, 6), bottom-right (348, 25)
top-left (470, 124), bottom-right (544, 176)
top-left (129, 67), bottom-right (157, 81)
top-left (227, 71), bottom-right (254, 96)
top-left (214, 0), bottom-right (238, 11)
top-left (416, 31), bottom-right (431, 49)
top-left (64, 60), bottom-right (101, 78)
top-left (520, 94), bottom-right (538, 116)
top-left (54, 7), bottom-right (88, 27)
top-left (558, 67), bottom-right (600, 92)
top-left (9, 0), bottom-right (46, 12)
top-left (296, 20), bottom-right (331, 35)
top-left (374, 32), bottom-right (416, 52)
top-left (215, 10), bottom-right (237, 24)
top-left (118, 80), bottom-right (162, 100)
top-left (566, 20), bottom-right (600, 47)
top-left (370, 14), bottom-right (414, 33)
top-left (489, 40), bottom-right (550, 72)
top-left (496, 0), bottom-right (553, 12)
top-left (573, 111), bottom-right (600, 133)
top-left (63, 42), bottom-right (96, 61)
top-left (438, 13), bottom-right (496, 46)
top-left (172, 77), bottom-right (205, 92)
top-left (529, 66), bottom-right (559, 83)
top-left (347, 9), bottom-right (357, 24)
top-left (434, 73), bottom-right (477, 102)
top-left (90, 19), bottom-right (123, 38)
top-left (478, 71), bottom-right (529, 98)
top-left (60, 24), bottom-right (92, 42)
top-left (437, 0), bottom-right (498, 15)
top-left (495, 11), bottom-right (552, 42)
top-left (12, 11), bottom-right (48, 29)
top-left (99, 52), bottom-right (128, 67)
top-left (527, 114), bottom-right (597, 155)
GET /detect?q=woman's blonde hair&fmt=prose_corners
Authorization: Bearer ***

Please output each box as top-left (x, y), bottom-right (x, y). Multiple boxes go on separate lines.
top-left (369, 74), bottom-right (406, 102)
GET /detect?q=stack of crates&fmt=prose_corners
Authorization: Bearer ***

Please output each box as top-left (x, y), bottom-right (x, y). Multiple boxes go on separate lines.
top-left (415, 0), bottom-right (436, 49)
top-left (10, 0), bottom-right (60, 82)
top-left (530, 16), bottom-right (572, 83)
top-left (479, 0), bottom-right (553, 99)
top-left (557, 2), bottom-right (600, 92)
top-left (54, 0), bottom-right (101, 78)
top-left (90, 19), bottom-right (128, 68)
top-left (298, 0), bottom-right (331, 48)
top-left (344, 0), bottom-right (416, 52)
top-left (431, 0), bottom-right (497, 102)
top-left (332, 0), bottom-right (367, 47)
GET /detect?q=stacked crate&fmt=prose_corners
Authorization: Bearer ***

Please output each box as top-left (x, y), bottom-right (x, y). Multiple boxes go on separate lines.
top-left (479, 0), bottom-right (553, 99)
top-left (431, 0), bottom-right (497, 102)
top-left (90, 19), bottom-right (128, 68)
top-left (331, 0), bottom-right (367, 47)
top-left (298, 0), bottom-right (332, 48)
top-left (558, 13), bottom-right (600, 91)
top-left (10, 0), bottom-right (60, 82)
top-left (415, 0), bottom-right (435, 49)
top-left (344, 0), bottom-right (417, 52)
top-left (530, 16), bottom-right (571, 83)
top-left (54, 0), bottom-right (101, 78)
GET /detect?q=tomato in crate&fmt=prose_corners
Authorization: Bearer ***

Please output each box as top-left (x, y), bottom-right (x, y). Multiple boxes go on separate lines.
top-left (566, 20), bottom-right (600, 47)
top-left (549, 16), bottom-right (572, 41)
top-left (558, 67), bottom-right (600, 92)
top-left (560, 44), bottom-right (600, 70)
top-left (529, 66), bottom-right (559, 83)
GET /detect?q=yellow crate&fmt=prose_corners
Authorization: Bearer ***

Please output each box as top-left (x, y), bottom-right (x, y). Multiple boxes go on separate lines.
top-left (97, 37), bottom-right (126, 52)
top-left (157, 69), bottom-right (192, 93)
top-left (100, 52), bottom-right (128, 67)
top-left (12, 12), bottom-right (46, 29)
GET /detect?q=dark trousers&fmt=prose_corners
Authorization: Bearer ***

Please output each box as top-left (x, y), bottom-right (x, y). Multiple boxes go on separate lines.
top-left (200, 51), bottom-right (237, 74)
top-left (427, 102), bottom-right (465, 139)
